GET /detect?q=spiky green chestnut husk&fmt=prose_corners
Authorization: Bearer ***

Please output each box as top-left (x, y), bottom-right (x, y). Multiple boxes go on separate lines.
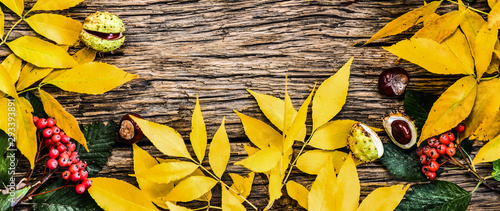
top-left (348, 123), bottom-right (384, 162)
top-left (79, 11), bottom-right (125, 52)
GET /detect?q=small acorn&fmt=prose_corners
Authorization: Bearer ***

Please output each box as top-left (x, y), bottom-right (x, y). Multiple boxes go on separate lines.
top-left (118, 113), bottom-right (144, 144)
top-left (347, 123), bottom-right (384, 162)
top-left (79, 11), bottom-right (125, 52)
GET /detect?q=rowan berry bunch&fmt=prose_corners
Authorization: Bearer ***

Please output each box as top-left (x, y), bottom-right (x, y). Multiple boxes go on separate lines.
top-left (33, 116), bottom-right (92, 194)
top-left (416, 123), bottom-right (466, 180)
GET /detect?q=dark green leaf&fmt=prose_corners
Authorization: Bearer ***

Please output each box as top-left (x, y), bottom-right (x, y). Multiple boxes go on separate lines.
top-left (24, 92), bottom-right (47, 118)
top-left (404, 90), bottom-right (439, 133)
top-left (454, 138), bottom-right (473, 159)
top-left (0, 186), bottom-right (30, 210)
top-left (32, 180), bottom-right (102, 211)
top-left (380, 141), bottom-right (427, 181)
top-left (493, 159), bottom-right (500, 181)
top-left (396, 180), bottom-right (471, 211)
top-left (75, 121), bottom-right (116, 177)
top-left (0, 130), bottom-right (16, 188)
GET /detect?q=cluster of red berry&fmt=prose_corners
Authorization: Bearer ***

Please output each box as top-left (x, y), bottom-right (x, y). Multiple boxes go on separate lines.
top-left (416, 123), bottom-right (466, 180)
top-left (33, 116), bottom-right (92, 194)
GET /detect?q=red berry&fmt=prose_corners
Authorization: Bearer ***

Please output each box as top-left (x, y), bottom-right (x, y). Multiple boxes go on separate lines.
top-left (60, 134), bottom-right (71, 144)
top-left (446, 147), bottom-right (456, 156)
top-left (427, 137), bottom-right (439, 148)
top-left (439, 134), bottom-right (450, 145)
top-left (82, 178), bottom-right (92, 189)
top-left (420, 154), bottom-right (429, 165)
top-left (446, 131), bottom-right (455, 142)
top-left (66, 142), bottom-right (76, 152)
top-left (51, 134), bottom-right (61, 143)
top-left (77, 161), bottom-right (87, 170)
top-left (48, 147), bottom-right (59, 159)
top-left (427, 148), bottom-right (439, 159)
top-left (436, 144), bottom-right (447, 155)
top-left (58, 155), bottom-right (70, 167)
top-left (42, 128), bottom-right (53, 138)
top-left (33, 116), bottom-right (39, 124)
top-left (62, 171), bottom-right (71, 180)
top-left (57, 144), bottom-right (67, 153)
top-left (47, 158), bottom-right (58, 169)
top-left (423, 145), bottom-right (431, 155)
top-left (416, 147), bottom-right (424, 156)
top-left (70, 153), bottom-right (80, 164)
top-left (70, 171), bottom-right (81, 181)
top-left (46, 117), bottom-right (56, 128)
top-left (51, 126), bottom-right (60, 135)
top-left (425, 171), bottom-right (436, 180)
top-left (456, 123), bottom-right (466, 133)
top-left (447, 142), bottom-right (455, 148)
top-left (36, 118), bottom-right (48, 129)
top-left (429, 161), bottom-right (440, 171)
top-left (422, 165), bottom-right (430, 174)
top-left (79, 169), bottom-right (88, 180)
top-left (43, 138), bottom-right (53, 146)
top-left (69, 164), bottom-right (80, 173)
top-left (75, 184), bottom-right (86, 194)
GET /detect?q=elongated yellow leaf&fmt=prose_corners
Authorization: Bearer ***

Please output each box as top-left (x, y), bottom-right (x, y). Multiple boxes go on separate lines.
top-left (16, 64), bottom-right (52, 91)
top-left (221, 185), bottom-right (246, 211)
top-left (190, 96), bottom-right (207, 163)
top-left (0, 0), bottom-right (23, 17)
top-left (308, 159), bottom-right (339, 211)
top-left (286, 180), bottom-right (309, 209)
top-left (285, 86), bottom-right (315, 150)
top-left (72, 47), bottom-right (96, 64)
top-left (309, 119), bottom-right (357, 150)
top-left (296, 150), bottom-right (350, 175)
top-left (337, 154), bottom-right (359, 211)
top-left (284, 86), bottom-right (293, 133)
top-left (2, 54), bottom-right (22, 83)
top-left (209, 117), bottom-right (230, 178)
top-left (88, 177), bottom-right (159, 211)
top-left (163, 176), bottom-right (217, 202)
top-left (166, 202), bottom-right (193, 211)
top-left (39, 90), bottom-right (88, 150)
top-left (132, 144), bottom-right (172, 209)
top-left (234, 146), bottom-right (281, 172)
top-left (384, 38), bottom-right (473, 75)
top-left (7, 36), bottom-right (77, 68)
top-left (268, 167), bottom-right (283, 201)
top-left (136, 161), bottom-right (198, 184)
top-left (441, 30), bottom-right (474, 76)
top-left (15, 98), bottom-right (37, 168)
top-left (312, 58), bottom-right (352, 131)
top-left (472, 111), bottom-right (500, 141)
top-left (243, 144), bottom-right (259, 156)
top-left (414, 10), bottom-right (466, 43)
top-left (31, 0), bottom-right (83, 11)
top-left (366, 1), bottom-right (441, 44)
top-left (0, 65), bottom-right (18, 99)
top-left (0, 9), bottom-right (4, 37)
top-left (489, 1), bottom-right (500, 29)
top-left (234, 111), bottom-right (282, 150)
top-left (357, 184), bottom-right (410, 211)
top-left (419, 76), bottom-right (477, 144)
top-left (0, 98), bottom-right (8, 133)
top-left (475, 23), bottom-right (498, 79)
top-left (25, 13), bottom-right (82, 45)
top-left (229, 172), bottom-right (254, 203)
top-left (41, 62), bottom-right (137, 94)
top-left (473, 134), bottom-right (500, 165)
top-left (460, 10), bottom-right (487, 58)
top-left (489, 0), bottom-right (499, 9)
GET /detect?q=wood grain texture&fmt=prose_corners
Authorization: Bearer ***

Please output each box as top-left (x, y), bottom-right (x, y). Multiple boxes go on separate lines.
top-left (7, 0), bottom-right (500, 210)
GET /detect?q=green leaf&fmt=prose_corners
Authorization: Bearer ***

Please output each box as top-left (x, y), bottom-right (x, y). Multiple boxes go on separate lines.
top-left (396, 181), bottom-right (471, 211)
top-left (0, 186), bottom-right (30, 210)
top-left (493, 159), bottom-right (500, 181)
top-left (0, 130), bottom-right (15, 188)
top-left (380, 142), bottom-right (427, 181)
top-left (404, 90), bottom-right (439, 133)
top-left (24, 92), bottom-right (48, 118)
top-left (32, 180), bottom-right (101, 211)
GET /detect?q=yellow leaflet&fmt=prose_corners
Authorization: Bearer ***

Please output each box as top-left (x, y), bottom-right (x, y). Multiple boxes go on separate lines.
top-left (309, 119), bottom-right (357, 150)
top-left (460, 10), bottom-right (486, 57)
top-left (188, 168), bottom-right (212, 202)
top-left (0, 9), bottom-right (4, 37)
top-left (25, 13), bottom-right (82, 45)
top-left (441, 30), bottom-right (474, 76)
top-left (285, 85), bottom-right (315, 151)
top-left (384, 38), bottom-right (473, 75)
top-left (15, 98), bottom-right (37, 168)
top-left (419, 76), bottom-right (477, 144)
top-left (2, 54), bottom-right (22, 83)
top-left (473, 134), bottom-right (500, 165)
top-left (243, 144), bottom-right (259, 156)
top-left (163, 176), bottom-right (217, 202)
top-left (88, 177), bottom-right (159, 211)
top-left (132, 144), bottom-right (172, 209)
top-left (190, 95), bottom-right (207, 163)
top-left (413, 10), bottom-right (466, 43)
top-left (7, 36), bottom-right (77, 68)
top-left (0, 65), bottom-right (18, 99)
top-left (234, 146), bottom-right (281, 173)
top-left (286, 180), bottom-right (309, 209)
top-left (268, 167), bottom-right (283, 201)
top-left (489, 0), bottom-right (499, 9)
top-left (16, 64), bottom-right (52, 91)
top-left (228, 172), bottom-right (254, 203)
top-left (489, 2), bottom-right (500, 29)
top-left (312, 58), bottom-right (352, 131)
top-left (221, 185), bottom-right (246, 211)
top-left (39, 90), bottom-right (88, 151)
top-left (308, 159), bottom-right (339, 211)
top-left (337, 154), bottom-right (359, 211)
top-left (357, 184), bottom-right (410, 211)
top-left (234, 111), bottom-right (282, 150)
top-left (475, 23), bottom-right (498, 80)
top-left (472, 111), bottom-right (500, 141)
top-left (31, 0), bottom-right (83, 11)
top-left (296, 150), bottom-right (352, 175)
top-left (209, 117), bottom-right (230, 178)
top-left (135, 161), bottom-right (198, 184)
top-left (72, 47), bottom-right (96, 64)
top-left (0, 98), bottom-right (7, 133)
top-left (366, 1), bottom-right (441, 44)
top-left (166, 202), bottom-right (192, 211)
top-left (0, 0), bottom-right (23, 17)
top-left (41, 62), bottom-right (137, 94)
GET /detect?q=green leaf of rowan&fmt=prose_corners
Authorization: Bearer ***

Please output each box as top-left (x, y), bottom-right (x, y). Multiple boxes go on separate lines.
top-left (395, 181), bottom-right (471, 211)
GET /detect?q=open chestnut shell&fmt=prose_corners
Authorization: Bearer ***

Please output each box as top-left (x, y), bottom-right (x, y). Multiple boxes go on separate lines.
top-left (378, 67), bottom-right (409, 97)
top-left (118, 113), bottom-right (144, 144)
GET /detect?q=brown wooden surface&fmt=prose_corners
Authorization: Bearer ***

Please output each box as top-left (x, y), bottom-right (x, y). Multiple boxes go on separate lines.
top-left (9, 0), bottom-right (500, 210)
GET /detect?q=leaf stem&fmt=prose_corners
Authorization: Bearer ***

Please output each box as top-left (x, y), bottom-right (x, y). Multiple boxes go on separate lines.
top-left (17, 87), bottom-right (39, 95)
top-left (446, 0), bottom-right (489, 15)
top-left (0, 18), bottom-right (23, 46)
top-left (281, 131), bottom-right (316, 189)
top-left (471, 181), bottom-right (482, 194)
top-left (29, 184), bottom-right (76, 198)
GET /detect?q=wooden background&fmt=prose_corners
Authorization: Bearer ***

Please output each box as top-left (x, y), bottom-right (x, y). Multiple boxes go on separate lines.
top-left (9, 0), bottom-right (500, 210)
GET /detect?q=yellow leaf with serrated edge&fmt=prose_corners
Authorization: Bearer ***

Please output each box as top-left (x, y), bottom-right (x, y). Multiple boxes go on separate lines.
top-left (308, 159), bottom-right (339, 211)
top-left (0, 98), bottom-right (8, 133)
top-left (25, 13), bottom-right (82, 45)
top-left (166, 202), bottom-right (192, 211)
top-left (72, 47), bottom-right (96, 64)
top-left (0, 9), bottom-right (4, 37)
top-left (7, 36), bottom-right (77, 68)
top-left (312, 58), bottom-right (352, 131)
top-left (441, 30), bottom-right (474, 76)
top-left (163, 176), bottom-right (217, 202)
top-left (209, 117), bottom-right (230, 178)
top-left (136, 161), bottom-right (198, 184)
top-left (419, 76), bottom-right (477, 144)
top-left (41, 62), bottom-right (137, 94)
top-left (473, 134), bottom-right (500, 165)
top-left (357, 184), bottom-right (410, 211)
top-left (475, 23), bottom-right (498, 80)
top-left (15, 98), bottom-right (37, 168)
top-left (286, 180), bottom-right (309, 209)
top-left (384, 38), bottom-right (473, 75)
top-left (132, 144), bottom-right (172, 209)
top-left (229, 172), bottom-right (254, 203)
top-left (337, 154), bottom-right (359, 211)
top-left (235, 146), bottom-right (281, 172)
top-left (366, 1), bottom-right (441, 44)
top-left (472, 111), bottom-right (500, 141)
top-left (285, 85), bottom-right (315, 151)
top-left (0, 0), bottom-right (23, 17)
top-left (413, 10), bottom-right (466, 43)
top-left (39, 89), bottom-right (88, 151)
top-left (460, 10), bottom-right (486, 57)
top-left (0, 65), bottom-right (18, 99)
top-left (31, 0), bottom-right (83, 11)
top-left (268, 167), bottom-right (283, 201)
top-left (234, 111), bottom-right (282, 150)
top-left (489, 1), bottom-right (500, 29)
top-left (16, 64), bottom-right (52, 91)
top-left (2, 54), bottom-right (22, 83)
top-left (221, 185), bottom-right (246, 211)
top-left (296, 150), bottom-right (351, 175)
top-left (190, 95), bottom-right (207, 163)
top-left (88, 177), bottom-right (159, 211)
top-left (309, 119), bottom-right (357, 150)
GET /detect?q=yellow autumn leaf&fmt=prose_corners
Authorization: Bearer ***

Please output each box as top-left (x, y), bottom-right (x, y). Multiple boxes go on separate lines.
top-left (284, 85), bottom-right (294, 134)
top-left (490, 0), bottom-right (499, 9)
top-left (489, 1), bottom-right (500, 29)
top-left (473, 134), bottom-right (500, 165)
top-left (0, 65), bottom-right (18, 99)
top-left (209, 117), bottom-right (230, 178)
top-left (365, 1), bottom-right (441, 44)
top-left (31, 0), bottom-right (83, 11)
top-left (72, 47), bottom-right (96, 64)
top-left (268, 167), bottom-right (283, 202)
top-left (460, 10), bottom-right (486, 57)
top-left (285, 86), bottom-right (315, 151)
top-left (242, 144), bottom-right (259, 156)
top-left (39, 89), bottom-right (88, 151)
top-left (190, 95), bottom-right (207, 163)
top-left (221, 185), bottom-right (246, 211)
top-left (419, 76), bottom-right (477, 144)
top-left (413, 10), bottom-right (466, 43)
top-left (337, 154), bottom-right (360, 211)
top-left (166, 202), bottom-right (193, 211)
top-left (0, 98), bottom-right (8, 133)
top-left (0, 0), bottom-right (23, 17)
top-left (309, 119), bottom-right (357, 150)
top-left (88, 177), bottom-right (159, 211)
top-left (286, 180), bottom-right (309, 209)
top-left (234, 111), bottom-right (282, 150)
top-left (16, 64), bottom-right (53, 91)
top-left (308, 159), bottom-right (339, 211)
top-left (229, 172), bottom-right (254, 203)
top-left (0, 9), bottom-right (4, 37)
top-left (357, 184), bottom-right (410, 211)
top-left (7, 36), bottom-right (77, 68)
top-left (472, 111), bottom-right (500, 141)
top-left (2, 54), bottom-right (22, 83)
top-left (234, 146), bottom-right (281, 172)
top-left (296, 150), bottom-right (351, 175)
top-left (15, 98), bottom-right (37, 168)
top-left (135, 161), bottom-right (198, 184)
top-left (384, 38), bottom-right (473, 75)
top-left (441, 30), bottom-right (474, 76)
top-left (475, 23), bottom-right (498, 79)
top-left (163, 176), bottom-right (217, 202)
top-left (25, 13), bottom-right (82, 45)
top-left (132, 144), bottom-right (172, 209)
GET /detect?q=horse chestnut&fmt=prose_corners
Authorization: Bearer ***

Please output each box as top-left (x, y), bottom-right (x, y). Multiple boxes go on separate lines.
top-left (378, 67), bottom-right (409, 97)
top-left (79, 11), bottom-right (125, 52)
top-left (118, 113), bottom-right (144, 144)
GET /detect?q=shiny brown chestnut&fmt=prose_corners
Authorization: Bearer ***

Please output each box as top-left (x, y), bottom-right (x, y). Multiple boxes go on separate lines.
top-left (118, 113), bottom-right (144, 144)
top-left (378, 67), bottom-right (409, 97)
